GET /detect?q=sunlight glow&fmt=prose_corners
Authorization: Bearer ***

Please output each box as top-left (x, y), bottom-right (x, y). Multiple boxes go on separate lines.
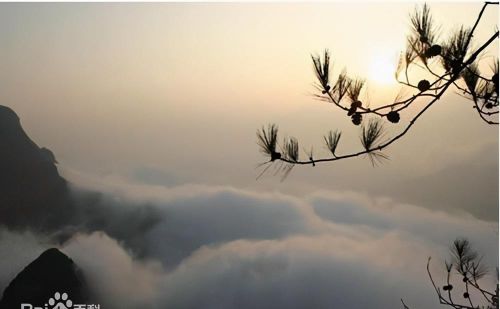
top-left (368, 49), bottom-right (398, 85)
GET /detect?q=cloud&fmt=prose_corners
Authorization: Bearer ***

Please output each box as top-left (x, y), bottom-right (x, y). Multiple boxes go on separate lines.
top-left (1, 176), bottom-right (496, 309)
top-left (157, 235), bottom-right (438, 309)
top-left (63, 174), bottom-right (314, 267)
top-left (63, 232), bottom-right (162, 309)
top-left (309, 191), bottom-right (498, 263)
top-left (0, 229), bottom-right (49, 293)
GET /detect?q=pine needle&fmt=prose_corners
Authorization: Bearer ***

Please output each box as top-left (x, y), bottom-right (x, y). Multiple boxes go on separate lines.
top-left (282, 137), bottom-right (299, 162)
top-left (360, 119), bottom-right (389, 166)
top-left (332, 70), bottom-right (351, 102)
top-left (442, 26), bottom-right (472, 72)
top-left (461, 63), bottom-right (480, 97)
top-left (256, 124), bottom-right (279, 157)
top-left (360, 119), bottom-right (385, 150)
top-left (410, 3), bottom-right (437, 45)
top-left (347, 77), bottom-right (365, 102)
top-left (324, 130), bottom-right (342, 157)
top-left (312, 50), bottom-right (331, 89)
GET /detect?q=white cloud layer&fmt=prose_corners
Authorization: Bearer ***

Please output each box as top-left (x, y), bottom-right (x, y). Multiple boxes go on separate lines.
top-left (0, 179), bottom-right (497, 309)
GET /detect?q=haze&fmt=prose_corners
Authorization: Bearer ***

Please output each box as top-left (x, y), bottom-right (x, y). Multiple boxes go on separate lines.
top-left (0, 2), bottom-right (498, 308)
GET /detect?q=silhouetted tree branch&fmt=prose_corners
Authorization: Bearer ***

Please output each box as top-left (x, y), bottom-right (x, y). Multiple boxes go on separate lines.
top-left (402, 238), bottom-right (499, 309)
top-left (257, 2), bottom-right (499, 179)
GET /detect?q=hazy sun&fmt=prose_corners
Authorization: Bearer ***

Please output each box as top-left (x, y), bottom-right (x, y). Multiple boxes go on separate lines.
top-left (368, 49), bottom-right (398, 85)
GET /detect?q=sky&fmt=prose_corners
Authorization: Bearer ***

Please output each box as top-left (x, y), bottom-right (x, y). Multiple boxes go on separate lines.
top-left (0, 2), bottom-right (498, 309)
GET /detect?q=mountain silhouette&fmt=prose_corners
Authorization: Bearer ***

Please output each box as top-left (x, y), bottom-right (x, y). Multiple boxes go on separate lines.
top-left (0, 248), bottom-right (88, 309)
top-left (0, 105), bottom-right (163, 306)
top-left (0, 104), bottom-right (163, 255)
top-left (0, 105), bottom-right (74, 231)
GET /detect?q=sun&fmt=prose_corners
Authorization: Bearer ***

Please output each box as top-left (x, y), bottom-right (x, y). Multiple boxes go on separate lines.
top-left (368, 49), bottom-right (398, 85)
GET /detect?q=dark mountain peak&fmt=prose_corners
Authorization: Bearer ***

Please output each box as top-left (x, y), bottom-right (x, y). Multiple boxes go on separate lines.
top-left (35, 248), bottom-right (71, 265)
top-left (0, 105), bottom-right (73, 231)
top-left (0, 105), bottom-right (20, 125)
top-left (0, 248), bottom-right (88, 308)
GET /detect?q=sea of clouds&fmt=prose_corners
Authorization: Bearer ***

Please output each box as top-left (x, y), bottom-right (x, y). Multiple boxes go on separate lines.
top-left (0, 170), bottom-right (497, 309)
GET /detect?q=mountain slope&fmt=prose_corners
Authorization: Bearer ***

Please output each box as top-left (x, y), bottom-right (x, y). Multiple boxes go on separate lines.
top-left (0, 105), bottom-right (73, 231)
top-left (0, 248), bottom-right (88, 308)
